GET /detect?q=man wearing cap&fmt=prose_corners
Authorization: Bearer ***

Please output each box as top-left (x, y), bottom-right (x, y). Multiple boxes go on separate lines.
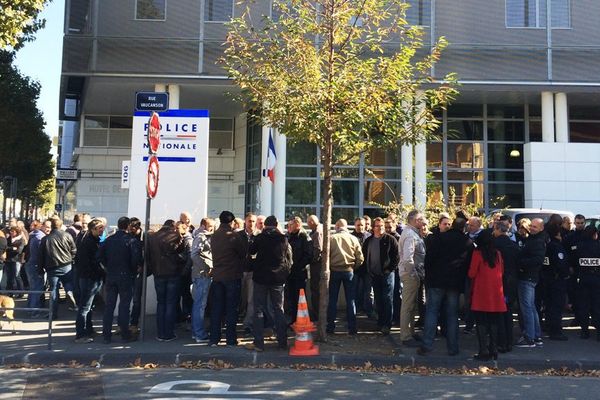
top-left (245, 216), bottom-right (292, 351)
top-left (209, 211), bottom-right (246, 346)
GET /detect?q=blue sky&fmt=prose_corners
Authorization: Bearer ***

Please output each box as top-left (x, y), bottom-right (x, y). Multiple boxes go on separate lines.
top-left (14, 0), bottom-right (65, 150)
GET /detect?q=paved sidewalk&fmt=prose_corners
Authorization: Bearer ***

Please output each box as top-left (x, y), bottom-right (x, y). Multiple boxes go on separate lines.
top-left (1, 299), bottom-right (599, 371)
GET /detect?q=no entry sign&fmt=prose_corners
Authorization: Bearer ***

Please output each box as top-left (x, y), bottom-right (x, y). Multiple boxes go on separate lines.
top-left (147, 112), bottom-right (161, 154)
top-left (146, 155), bottom-right (160, 199)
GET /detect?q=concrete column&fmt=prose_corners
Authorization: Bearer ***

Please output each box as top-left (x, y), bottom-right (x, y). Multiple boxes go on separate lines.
top-left (259, 125), bottom-right (273, 216)
top-left (167, 84), bottom-right (180, 109)
top-left (555, 92), bottom-right (569, 143)
top-left (154, 83), bottom-right (166, 92)
top-left (401, 144), bottom-right (413, 205)
top-left (272, 128), bottom-right (287, 222)
top-left (414, 142), bottom-right (427, 208)
top-left (541, 91), bottom-right (555, 143)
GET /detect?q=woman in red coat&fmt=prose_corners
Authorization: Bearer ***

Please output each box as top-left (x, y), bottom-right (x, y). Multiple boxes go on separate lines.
top-left (468, 230), bottom-right (507, 361)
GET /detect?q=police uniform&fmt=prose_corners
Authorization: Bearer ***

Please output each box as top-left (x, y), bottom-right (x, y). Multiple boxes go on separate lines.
top-left (574, 238), bottom-right (600, 339)
top-left (564, 229), bottom-right (585, 320)
top-left (541, 237), bottom-right (570, 339)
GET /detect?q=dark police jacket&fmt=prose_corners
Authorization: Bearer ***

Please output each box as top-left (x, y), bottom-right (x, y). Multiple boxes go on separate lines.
top-left (98, 230), bottom-right (139, 281)
top-left (518, 231), bottom-right (546, 283)
top-left (574, 239), bottom-right (600, 277)
top-left (248, 227), bottom-right (292, 286)
top-left (542, 236), bottom-right (570, 280)
top-left (424, 228), bottom-right (471, 291)
top-left (288, 229), bottom-right (312, 280)
top-left (75, 232), bottom-right (103, 280)
top-left (39, 229), bottom-right (77, 271)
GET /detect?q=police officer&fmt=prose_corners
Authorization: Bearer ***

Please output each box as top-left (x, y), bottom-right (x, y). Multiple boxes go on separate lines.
top-left (574, 226), bottom-right (600, 340)
top-left (542, 223), bottom-right (570, 341)
top-left (564, 214), bottom-right (586, 326)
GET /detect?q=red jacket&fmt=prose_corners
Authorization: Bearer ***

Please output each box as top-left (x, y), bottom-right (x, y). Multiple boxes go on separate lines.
top-left (468, 250), bottom-right (507, 312)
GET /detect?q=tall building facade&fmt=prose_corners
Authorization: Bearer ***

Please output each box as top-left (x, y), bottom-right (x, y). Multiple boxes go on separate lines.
top-left (59, 0), bottom-right (600, 224)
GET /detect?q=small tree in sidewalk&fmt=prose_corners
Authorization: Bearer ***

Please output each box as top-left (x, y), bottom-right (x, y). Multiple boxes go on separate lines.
top-left (223, 0), bottom-right (458, 339)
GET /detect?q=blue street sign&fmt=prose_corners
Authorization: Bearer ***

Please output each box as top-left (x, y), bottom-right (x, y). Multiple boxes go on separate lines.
top-left (135, 92), bottom-right (169, 112)
top-left (54, 203), bottom-right (63, 212)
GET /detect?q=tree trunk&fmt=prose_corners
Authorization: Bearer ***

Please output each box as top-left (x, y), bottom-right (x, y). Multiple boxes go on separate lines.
top-left (317, 137), bottom-right (334, 341)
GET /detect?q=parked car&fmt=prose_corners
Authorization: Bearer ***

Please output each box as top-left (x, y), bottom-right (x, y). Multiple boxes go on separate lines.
top-left (586, 215), bottom-right (600, 229)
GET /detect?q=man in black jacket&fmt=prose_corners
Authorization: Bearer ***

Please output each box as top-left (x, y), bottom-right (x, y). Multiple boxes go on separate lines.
top-left (39, 217), bottom-right (77, 319)
top-left (493, 218), bottom-right (520, 352)
top-left (99, 216), bottom-right (140, 343)
top-left (418, 218), bottom-right (471, 356)
top-left (516, 218), bottom-right (546, 348)
top-left (286, 217), bottom-right (312, 323)
top-left (542, 223), bottom-right (570, 341)
top-left (245, 216), bottom-right (292, 351)
top-left (147, 220), bottom-right (186, 342)
top-left (74, 219), bottom-right (105, 343)
top-left (362, 217), bottom-right (400, 335)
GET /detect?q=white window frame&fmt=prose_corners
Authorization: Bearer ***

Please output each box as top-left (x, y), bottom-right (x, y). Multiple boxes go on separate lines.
top-left (134, 0), bottom-right (167, 22)
top-left (505, 0), bottom-right (571, 29)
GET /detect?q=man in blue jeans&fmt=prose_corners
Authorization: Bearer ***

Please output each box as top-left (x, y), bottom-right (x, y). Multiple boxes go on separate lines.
top-left (38, 217), bottom-right (77, 319)
top-left (327, 219), bottom-right (364, 335)
top-left (418, 218), bottom-right (471, 356)
top-left (362, 217), bottom-right (399, 335)
top-left (190, 218), bottom-right (215, 343)
top-left (24, 220), bottom-right (48, 317)
top-left (147, 220), bottom-right (187, 342)
top-left (209, 211), bottom-right (246, 346)
top-left (516, 218), bottom-right (546, 348)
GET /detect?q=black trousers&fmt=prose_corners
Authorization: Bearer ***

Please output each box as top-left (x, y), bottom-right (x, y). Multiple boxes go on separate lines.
top-left (475, 311), bottom-right (502, 356)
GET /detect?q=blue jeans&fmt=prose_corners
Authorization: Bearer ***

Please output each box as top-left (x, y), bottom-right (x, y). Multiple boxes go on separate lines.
top-left (352, 272), bottom-right (374, 315)
top-left (191, 276), bottom-right (212, 340)
top-left (154, 276), bottom-right (181, 340)
top-left (103, 276), bottom-right (135, 339)
top-left (25, 262), bottom-right (45, 310)
top-left (130, 272), bottom-right (143, 326)
top-left (76, 278), bottom-right (102, 338)
top-left (5, 261), bottom-right (24, 292)
top-left (47, 265), bottom-right (73, 317)
top-left (422, 287), bottom-right (460, 354)
top-left (327, 271), bottom-right (356, 333)
top-left (209, 279), bottom-right (241, 345)
top-left (518, 280), bottom-right (541, 341)
top-left (372, 273), bottom-right (395, 329)
top-left (253, 282), bottom-right (287, 348)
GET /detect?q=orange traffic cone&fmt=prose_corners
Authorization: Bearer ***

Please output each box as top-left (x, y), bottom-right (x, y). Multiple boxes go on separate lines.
top-left (289, 288), bottom-right (320, 356)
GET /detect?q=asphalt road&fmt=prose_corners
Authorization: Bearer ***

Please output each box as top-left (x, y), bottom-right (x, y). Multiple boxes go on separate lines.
top-left (0, 368), bottom-right (597, 400)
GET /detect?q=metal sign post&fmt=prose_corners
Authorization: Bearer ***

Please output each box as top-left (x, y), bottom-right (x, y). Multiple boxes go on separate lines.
top-left (139, 112), bottom-right (161, 341)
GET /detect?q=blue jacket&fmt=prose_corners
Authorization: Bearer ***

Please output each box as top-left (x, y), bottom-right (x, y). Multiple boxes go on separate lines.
top-left (98, 230), bottom-right (138, 280)
top-left (27, 229), bottom-right (46, 266)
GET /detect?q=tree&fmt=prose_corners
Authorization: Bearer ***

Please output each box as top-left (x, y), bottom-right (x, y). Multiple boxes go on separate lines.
top-left (0, 50), bottom-right (54, 218)
top-left (223, 0), bottom-right (458, 339)
top-left (0, 0), bottom-right (49, 49)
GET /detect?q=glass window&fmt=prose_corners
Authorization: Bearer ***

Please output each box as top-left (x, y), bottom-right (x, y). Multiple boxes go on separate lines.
top-left (448, 182), bottom-right (484, 207)
top-left (569, 106), bottom-right (600, 120)
top-left (83, 129), bottom-right (108, 146)
top-left (447, 120), bottom-right (484, 141)
top-left (286, 180), bottom-right (317, 205)
top-left (447, 143), bottom-right (484, 168)
top-left (506, 0), bottom-right (570, 28)
top-left (287, 166), bottom-right (317, 178)
top-left (529, 120), bottom-right (542, 142)
top-left (406, 0), bottom-right (431, 26)
top-left (365, 167), bottom-right (402, 181)
top-left (488, 120), bottom-right (525, 141)
top-left (488, 183), bottom-right (524, 208)
top-left (209, 118), bottom-right (234, 149)
top-left (329, 180), bottom-right (359, 206)
top-left (447, 104), bottom-right (483, 118)
top-left (287, 141), bottom-right (317, 165)
top-left (366, 148), bottom-right (401, 167)
top-left (136, 0), bottom-right (166, 20)
top-left (204, 0), bottom-right (233, 22)
top-left (487, 144), bottom-right (524, 169)
top-left (210, 118), bottom-right (233, 131)
top-left (286, 206), bottom-right (317, 220)
top-left (330, 208), bottom-right (360, 223)
top-left (426, 142), bottom-right (443, 168)
top-left (364, 180), bottom-right (401, 206)
top-left (487, 104), bottom-right (524, 119)
top-left (447, 171), bottom-right (485, 181)
top-left (488, 170), bottom-right (525, 181)
top-left (109, 130), bottom-right (132, 147)
top-left (569, 123), bottom-right (600, 143)
top-left (85, 116), bottom-right (108, 129)
top-left (110, 116), bottom-right (132, 129)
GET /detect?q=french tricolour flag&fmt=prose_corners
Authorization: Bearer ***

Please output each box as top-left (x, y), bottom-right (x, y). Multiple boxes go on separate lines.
top-left (262, 128), bottom-right (277, 183)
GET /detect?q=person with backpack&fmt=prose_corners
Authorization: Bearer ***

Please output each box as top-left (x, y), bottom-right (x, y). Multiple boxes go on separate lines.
top-left (245, 216), bottom-right (292, 351)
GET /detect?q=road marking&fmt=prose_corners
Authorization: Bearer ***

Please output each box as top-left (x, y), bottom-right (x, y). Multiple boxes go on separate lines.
top-left (149, 380), bottom-right (285, 396)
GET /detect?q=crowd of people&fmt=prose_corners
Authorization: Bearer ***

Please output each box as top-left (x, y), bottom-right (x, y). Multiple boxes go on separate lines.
top-left (0, 209), bottom-right (599, 359)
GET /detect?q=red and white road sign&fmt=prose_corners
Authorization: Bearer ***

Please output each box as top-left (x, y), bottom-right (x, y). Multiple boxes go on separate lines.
top-left (146, 155), bottom-right (160, 199)
top-left (147, 112), bottom-right (161, 154)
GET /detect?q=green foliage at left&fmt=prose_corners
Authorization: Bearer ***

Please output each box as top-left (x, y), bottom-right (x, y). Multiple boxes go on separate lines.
top-left (0, 0), bottom-right (49, 49)
top-left (0, 50), bottom-right (54, 209)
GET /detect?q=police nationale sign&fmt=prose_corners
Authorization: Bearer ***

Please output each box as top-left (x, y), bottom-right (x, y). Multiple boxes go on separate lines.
top-left (135, 92), bottom-right (169, 112)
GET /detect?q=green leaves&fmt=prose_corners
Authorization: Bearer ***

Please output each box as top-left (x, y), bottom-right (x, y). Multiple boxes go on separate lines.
top-left (0, 0), bottom-right (49, 49)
